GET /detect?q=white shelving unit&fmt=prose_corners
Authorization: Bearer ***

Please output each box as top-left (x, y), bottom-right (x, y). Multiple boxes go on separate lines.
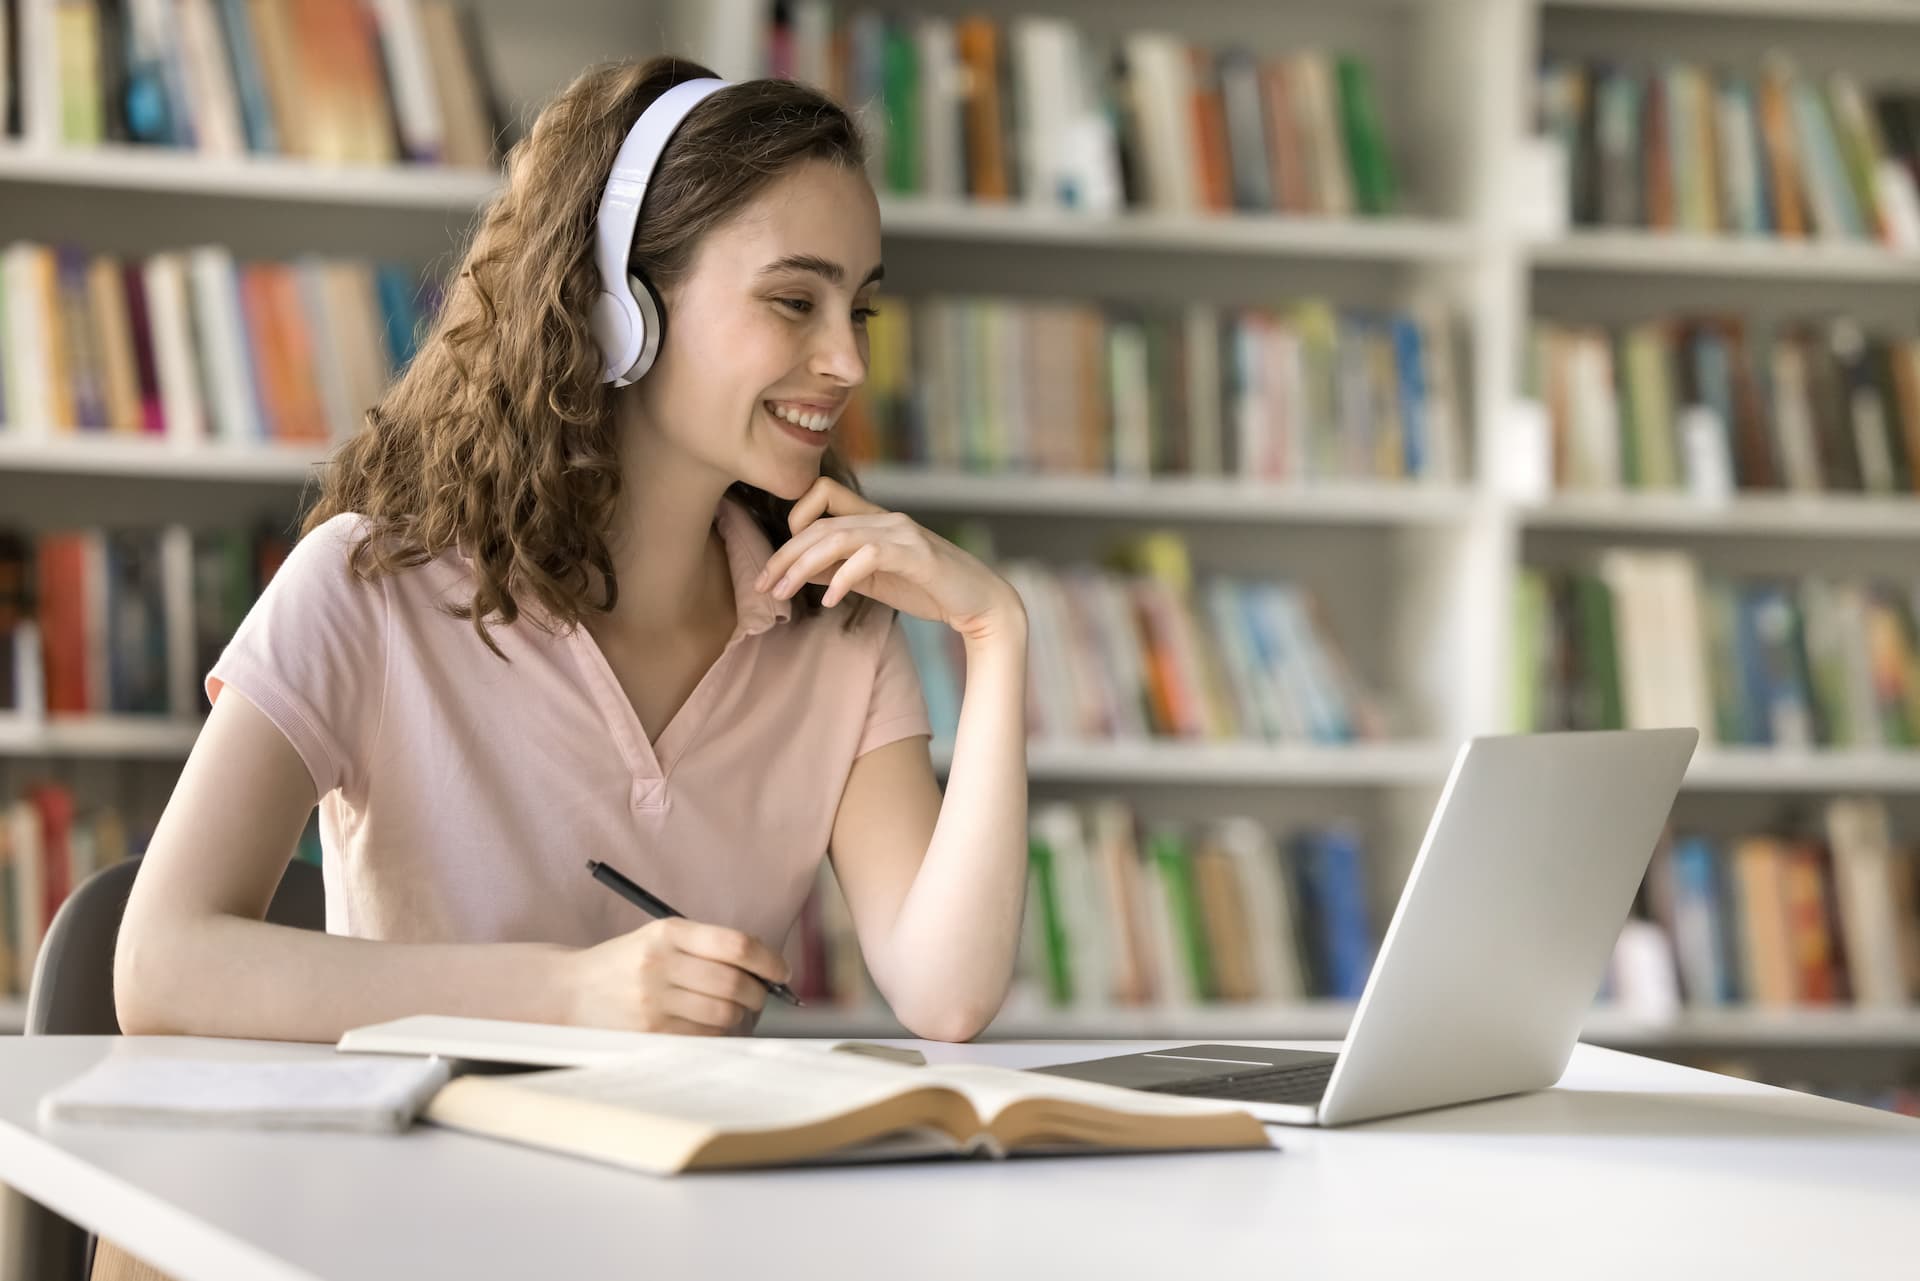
top-left (3, 0), bottom-right (1919, 1057)
top-left (1529, 229), bottom-right (1920, 282)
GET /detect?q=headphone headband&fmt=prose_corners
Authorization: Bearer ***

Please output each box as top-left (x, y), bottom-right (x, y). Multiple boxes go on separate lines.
top-left (591, 76), bottom-right (732, 386)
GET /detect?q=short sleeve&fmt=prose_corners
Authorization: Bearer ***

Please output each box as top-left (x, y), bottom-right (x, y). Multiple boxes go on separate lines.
top-left (206, 513), bottom-right (388, 799)
top-left (855, 612), bottom-right (933, 758)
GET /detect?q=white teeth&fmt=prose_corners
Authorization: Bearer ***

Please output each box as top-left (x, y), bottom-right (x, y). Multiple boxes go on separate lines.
top-left (767, 402), bottom-right (831, 432)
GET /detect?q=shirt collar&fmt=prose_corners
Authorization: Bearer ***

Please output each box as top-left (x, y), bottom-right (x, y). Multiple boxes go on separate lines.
top-left (450, 495), bottom-right (793, 636)
top-left (714, 492), bottom-right (792, 638)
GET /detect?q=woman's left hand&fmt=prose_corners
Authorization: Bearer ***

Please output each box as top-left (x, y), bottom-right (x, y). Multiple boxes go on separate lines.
top-left (753, 476), bottom-right (1025, 645)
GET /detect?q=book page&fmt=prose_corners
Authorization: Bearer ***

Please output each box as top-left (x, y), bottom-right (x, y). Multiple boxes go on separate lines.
top-left (475, 1040), bottom-right (943, 1136)
top-left (338, 1015), bottom-right (927, 1070)
top-left (912, 1062), bottom-right (1263, 1125)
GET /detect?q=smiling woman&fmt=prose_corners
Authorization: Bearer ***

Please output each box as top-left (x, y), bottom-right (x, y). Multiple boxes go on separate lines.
top-left (109, 50), bottom-right (1031, 1173)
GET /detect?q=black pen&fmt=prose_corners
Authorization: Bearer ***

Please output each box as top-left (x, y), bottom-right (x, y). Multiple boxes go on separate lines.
top-left (585, 859), bottom-right (805, 1006)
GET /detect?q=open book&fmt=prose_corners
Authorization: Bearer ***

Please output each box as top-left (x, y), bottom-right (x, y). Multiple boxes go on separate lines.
top-left (338, 1016), bottom-right (1274, 1175)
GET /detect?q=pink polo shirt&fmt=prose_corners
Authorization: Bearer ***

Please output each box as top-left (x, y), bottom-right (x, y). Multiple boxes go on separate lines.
top-left (205, 494), bottom-right (933, 952)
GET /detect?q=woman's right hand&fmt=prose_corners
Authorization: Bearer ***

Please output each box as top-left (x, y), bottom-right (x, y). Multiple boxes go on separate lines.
top-left (561, 917), bottom-right (793, 1035)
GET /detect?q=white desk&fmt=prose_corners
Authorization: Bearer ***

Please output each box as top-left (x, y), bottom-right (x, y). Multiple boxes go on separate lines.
top-left (0, 1036), bottom-right (1915, 1281)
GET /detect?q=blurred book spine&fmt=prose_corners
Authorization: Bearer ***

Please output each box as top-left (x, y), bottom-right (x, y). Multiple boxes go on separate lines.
top-left (2, 0), bottom-right (502, 169)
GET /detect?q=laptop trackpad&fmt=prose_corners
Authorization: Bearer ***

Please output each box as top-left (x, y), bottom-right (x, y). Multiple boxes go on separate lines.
top-left (1033, 1044), bottom-right (1336, 1090)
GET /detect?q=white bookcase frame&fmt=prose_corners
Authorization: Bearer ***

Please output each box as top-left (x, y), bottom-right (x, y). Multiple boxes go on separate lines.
top-left (3, 0), bottom-right (1919, 1050)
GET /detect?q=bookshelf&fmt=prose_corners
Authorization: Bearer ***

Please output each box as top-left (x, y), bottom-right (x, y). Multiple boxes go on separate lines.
top-left (0, 143), bottom-right (500, 208)
top-left (1, 0), bottom-right (1918, 1100)
top-left (1530, 230), bottom-right (1920, 281)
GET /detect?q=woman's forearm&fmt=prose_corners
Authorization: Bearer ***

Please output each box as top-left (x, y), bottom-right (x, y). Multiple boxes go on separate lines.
top-left (878, 619), bottom-right (1031, 1040)
top-left (115, 912), bottom-right (574, 1042)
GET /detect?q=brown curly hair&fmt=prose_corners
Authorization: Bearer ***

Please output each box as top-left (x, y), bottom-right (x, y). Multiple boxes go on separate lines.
top-left (302, 56), bottom-right (879, 658)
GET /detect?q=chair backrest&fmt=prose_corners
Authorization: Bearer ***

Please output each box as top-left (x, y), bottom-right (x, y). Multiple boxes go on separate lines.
top-left (15, 855), bottom-right (326, 1281)
top-left (25, 855), bottom-right (326, 1036)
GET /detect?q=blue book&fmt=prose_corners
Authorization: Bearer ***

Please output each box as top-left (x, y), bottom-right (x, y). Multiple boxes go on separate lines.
top-left (1670, 836), bottom-right (1733, 1004)
top-left (375, 266), bottom-right (421, 370)
top-left (1295, 826), bottom-right (1375, 1000)
top-left (1748, 584), bottom-right (1815, 749)
top-left (1692, 328), bottom-right (1738, 481)
top-left (214, 0), bottom-right (279, 154)
top-left (1730, 587), bottom-right (1773, 746)
top-left (1391, 315), bottom-right (1426, 478)
top-left (1731, 76), bottom-right (1774, 236)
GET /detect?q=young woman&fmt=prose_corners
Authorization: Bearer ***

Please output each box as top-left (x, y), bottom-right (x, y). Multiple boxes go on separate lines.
top-left (112, 57), bottom-right (1031, 1050)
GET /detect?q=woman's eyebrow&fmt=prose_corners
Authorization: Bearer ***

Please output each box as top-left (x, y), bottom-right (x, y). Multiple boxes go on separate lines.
top-left (756, 253), bottom-right (885, 288)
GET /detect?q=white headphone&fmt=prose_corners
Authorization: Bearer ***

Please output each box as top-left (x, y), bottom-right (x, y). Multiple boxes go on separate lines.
top-left (591, 76), bottom-right (733, 386)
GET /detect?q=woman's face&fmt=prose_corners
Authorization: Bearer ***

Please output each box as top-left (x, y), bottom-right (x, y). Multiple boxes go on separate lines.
top-left (634, 157), bottom-right (883, 501)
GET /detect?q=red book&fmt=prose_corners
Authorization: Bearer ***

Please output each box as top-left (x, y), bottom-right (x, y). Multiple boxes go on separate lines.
top-left (120, 263), bottom-right (166, 435)
top-left (29, 783), bottom-right (75, 936)
top-left (1784, 841), bottom-right (1840, 1003)
top-left (35, 535), bottom-right (89, 715)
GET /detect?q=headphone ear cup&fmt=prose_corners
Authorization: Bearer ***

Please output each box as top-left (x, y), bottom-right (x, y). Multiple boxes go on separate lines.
top-left (589, 287), bottom-right (638, 384)
top-left (626, 272), bottom-right (668, 381)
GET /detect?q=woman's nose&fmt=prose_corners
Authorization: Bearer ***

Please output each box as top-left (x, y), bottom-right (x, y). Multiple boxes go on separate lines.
top-left (812, 318), bottom-right (868, 387)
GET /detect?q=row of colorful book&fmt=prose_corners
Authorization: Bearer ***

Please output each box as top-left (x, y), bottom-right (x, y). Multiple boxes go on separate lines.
top-left (0, 523), bottom-right (286, 719)
top-left (843, 296), bottom-right (1462, 483)
top-left (765, 4), bottom-right (1399, 218)
top-left (0, 782), bottom-right (321, 997)
top-left (0, 242), bottom-right (433, 446)
top-left (0, 0), bottom-right (502, 169)
top-left (1538, 54), bottom-right (1920, 247)
top-left (1605, 797), bottom-right (1920, 1016)
top-left (900, 527), bottom-right (1385, 747)
top-left (785, 798), bottom-right (1379, 1011)
top-left (1515, 553), bottom-right (1920, 751)
top-left (1529, 313), bottom-right (1920, 496)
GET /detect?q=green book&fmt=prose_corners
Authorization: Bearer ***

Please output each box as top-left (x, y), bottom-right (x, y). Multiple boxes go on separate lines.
top-left (1612, 330), bottom-right (1641, 487)
top-left (1572, 574), bottom-right (1624, 731)
top-left (1512, 569), bottom-right (1547, 732)
top-left (1335, 55), bottom-right (1396, 215)
top-left (1026, 836), bottom-right (1073, 1006)
top-left (880, 22), bottom-right (919, 195)
top-left (1701, 578), bottom-right (1749, 745)
top-left (1148, 828), bottom-right (1213, 1001)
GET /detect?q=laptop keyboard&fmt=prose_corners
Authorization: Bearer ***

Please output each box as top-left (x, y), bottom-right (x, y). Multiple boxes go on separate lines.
top-left (1150, 1060), bottom-right (1337, 1105)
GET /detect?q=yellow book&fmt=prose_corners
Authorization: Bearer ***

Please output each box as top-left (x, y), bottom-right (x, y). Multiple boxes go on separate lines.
top-left (85, 258), bottom-right (144, 434)
top-left (339, 1016), bottom-right (1273, 1175)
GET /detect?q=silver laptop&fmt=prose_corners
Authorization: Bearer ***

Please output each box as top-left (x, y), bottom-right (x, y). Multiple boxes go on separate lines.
top-left (1032, 728), bottom-right (1699, 1126)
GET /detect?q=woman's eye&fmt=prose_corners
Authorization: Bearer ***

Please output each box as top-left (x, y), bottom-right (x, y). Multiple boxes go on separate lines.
top-left (778, 297), bottom-right (812, 314)
top-left (854, 307), bottom-right (880, 324)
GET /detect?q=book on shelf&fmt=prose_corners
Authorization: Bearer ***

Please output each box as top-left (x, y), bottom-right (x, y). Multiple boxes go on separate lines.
top-left (0, 241), bottom-right (435, 448)
top-left (1603, 797), bottom-right (1920, 1016)
top-left (0, 0), bottom-right (503, 170)
top-left (1516, 551), bottom-right (1920, 753)
top-left (1539, 52), bottom-right (1920, 248)
top-left (746, 1), bottom-right (1400, 219)
top-left (1528, 312), bottom-right (1920, 498)
top-left (841, 294), bottom-right (1462, 484)
top-left (889, 522), bottom-right (1385, 747)
top-left (0, 520), bottom-right (283, 724)
top-left (337, 1014), bottom-right (1274, 1174)
top-left (785, 797), bottom-right (1378, 1015)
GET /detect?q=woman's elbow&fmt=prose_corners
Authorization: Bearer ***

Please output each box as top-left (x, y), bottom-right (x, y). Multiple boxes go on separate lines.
top-left (112, 917), bottom-right (182, 1036)
top-left (899, 999), bottom-right (999, 1044)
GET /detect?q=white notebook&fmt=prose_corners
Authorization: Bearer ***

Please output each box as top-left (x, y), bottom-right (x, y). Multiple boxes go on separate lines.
top-left (39, 1052), bottom-right (453, 1133)
top-left (337, 1014), bottom-right (927, 1069)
